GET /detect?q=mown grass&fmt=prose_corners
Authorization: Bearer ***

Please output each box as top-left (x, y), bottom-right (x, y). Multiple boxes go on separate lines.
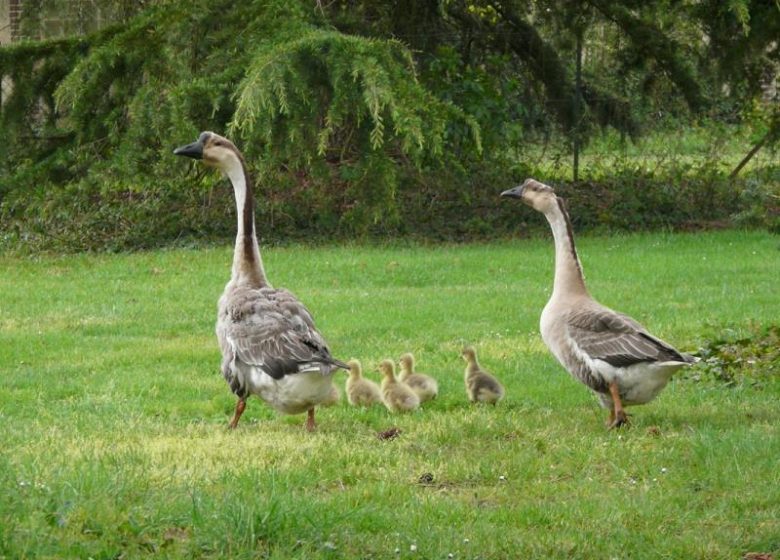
top-left (1, 230), bottom-right (778, 559)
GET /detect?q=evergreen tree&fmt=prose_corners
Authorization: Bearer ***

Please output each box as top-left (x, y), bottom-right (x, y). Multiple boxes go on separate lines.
top-left (0, 0), bottom-right (776, 250)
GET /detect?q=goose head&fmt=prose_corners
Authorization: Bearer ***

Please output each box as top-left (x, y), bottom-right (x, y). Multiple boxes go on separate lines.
top-left (399, 352), bottom-right (415, 373)
top-left (501, 179), bottom-right (557, 214)
top-left (461, 346), bottom-right (477, 364)
top-left (378, 359), bottom-right (396, 380)
top-left (173, 131), bottom-right (244, 172)
top-left (347, 359), bottom-right (363, 379)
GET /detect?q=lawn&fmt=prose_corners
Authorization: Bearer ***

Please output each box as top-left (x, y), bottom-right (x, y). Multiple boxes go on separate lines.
top-left (1, 230), bottom-right (778, 559)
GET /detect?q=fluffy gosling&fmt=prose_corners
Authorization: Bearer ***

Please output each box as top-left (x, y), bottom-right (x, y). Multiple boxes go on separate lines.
top-left (379, 359), bottom-right (420, 413)
top-left (462, 346), bottom-right (505, 405)
top-left (399, 353), bottom-right (439, 402)
top-left (345, 359), bottom-right (382, 407)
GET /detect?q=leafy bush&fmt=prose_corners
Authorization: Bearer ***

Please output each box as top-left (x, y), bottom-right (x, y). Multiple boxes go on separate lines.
top-left (690, 324), bottom-right (780, 387)
top-left (732, 173), bottom-right (780, 234)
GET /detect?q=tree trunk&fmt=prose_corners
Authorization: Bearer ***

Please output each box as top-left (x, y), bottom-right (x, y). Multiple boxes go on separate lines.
top-left (730, 134), bottom-right (769, 179)
top-left (573, 27), bottom-right (583, 182)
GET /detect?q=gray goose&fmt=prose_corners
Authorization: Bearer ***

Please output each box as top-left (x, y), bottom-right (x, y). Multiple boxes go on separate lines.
top-left (501, 179), bottom-right (696, 428)
top-left (174, 132), bottom-right (349, 431)
top-left (462, 346), bottom-right (505, 405)
top-left (398, 353), bottom-right (438, 402)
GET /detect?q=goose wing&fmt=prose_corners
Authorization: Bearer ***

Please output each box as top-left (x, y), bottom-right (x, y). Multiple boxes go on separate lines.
top-left (566, 306), bottom-right (687, 367)
top-left (221, 287), bottom-right (347, 379)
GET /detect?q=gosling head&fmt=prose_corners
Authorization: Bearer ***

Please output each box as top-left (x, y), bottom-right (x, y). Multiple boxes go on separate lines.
top-left (399, 353), bottom-right (415, 373)
top-left (378, 359), bottom-right (396, 379)
top-left (500, 178), bottom-right (558, 214)
top-left (173, 131), bottom-right (244, 172)
top-left (347, 359), bottom-right (362, 379)
top-left (461, 346), bottom-right (477, 364)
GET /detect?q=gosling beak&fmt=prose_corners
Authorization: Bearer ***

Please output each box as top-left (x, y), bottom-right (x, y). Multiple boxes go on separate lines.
top-left (500, 184), bottom-right (525, 199)
top-left (173, 139), bottom-right (204, 160)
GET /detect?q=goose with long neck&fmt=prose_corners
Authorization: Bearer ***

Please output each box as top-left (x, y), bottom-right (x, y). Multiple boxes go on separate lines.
top-left (501, 179), bottom-right (696, 428)
top-left (174, 131), bottom-right (349, 431)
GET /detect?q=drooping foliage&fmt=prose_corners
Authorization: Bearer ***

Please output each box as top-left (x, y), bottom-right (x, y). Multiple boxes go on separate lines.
top-left (0, 0), bottom-right (483, 250)
top-left (0, 0), bottom-right (777, 251)
top-left (230, 26), bottom-right (481, 229)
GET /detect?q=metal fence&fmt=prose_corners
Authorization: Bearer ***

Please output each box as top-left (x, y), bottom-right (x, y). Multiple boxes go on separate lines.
top-left (0, 0), bottom-right (23, 44)
top-left (1, 0), bottom-right (141, 43)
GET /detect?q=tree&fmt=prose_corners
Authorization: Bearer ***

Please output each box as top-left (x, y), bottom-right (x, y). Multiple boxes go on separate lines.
top-left (0, 0), bottom-right (777, 250)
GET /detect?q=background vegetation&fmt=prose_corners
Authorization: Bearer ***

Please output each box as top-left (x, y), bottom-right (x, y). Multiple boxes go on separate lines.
top-left (1, 231), bottom-right (778, 558)
top-left (0, 0), bottom-right (778, 252)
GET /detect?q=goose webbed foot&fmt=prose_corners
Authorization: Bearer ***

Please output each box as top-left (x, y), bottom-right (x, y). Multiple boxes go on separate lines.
top-left (228, 398), bottom-right (247, 429)
top-left (607, 409), bottom-right (629, 430)
top-left (305, 408), bottom-right (317, 432)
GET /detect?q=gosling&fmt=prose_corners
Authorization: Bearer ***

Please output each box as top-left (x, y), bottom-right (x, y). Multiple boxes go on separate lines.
top-left (462, 346), bottom-right (505, 405)
top-left (379, 359), bottom-right (420, 413)
top-left (399, 353), bottom-right (439, 403)
top-left (345, 359), bottom-right (382, 407)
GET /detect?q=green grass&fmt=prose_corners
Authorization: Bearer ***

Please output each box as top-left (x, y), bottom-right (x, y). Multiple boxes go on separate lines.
top-left (523, 123), bottom-right (777, 180)
top-left (1, 230), bottom-right (778, 559)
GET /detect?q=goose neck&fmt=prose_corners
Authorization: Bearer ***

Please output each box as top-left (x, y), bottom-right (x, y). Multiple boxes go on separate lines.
top-left (545, 198), bottom-right (588, 298)
top-left (225, 159), bottom-right (268, 288)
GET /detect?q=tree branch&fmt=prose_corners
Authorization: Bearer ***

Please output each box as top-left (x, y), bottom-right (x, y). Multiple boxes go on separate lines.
top-left (587, 0), bottom-right (707, 112)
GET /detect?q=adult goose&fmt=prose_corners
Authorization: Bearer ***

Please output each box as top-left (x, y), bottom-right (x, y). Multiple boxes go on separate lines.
top-left (174, 132), bottom-right (349, 431)
top-left (501, 179), bottom-right (696, 428)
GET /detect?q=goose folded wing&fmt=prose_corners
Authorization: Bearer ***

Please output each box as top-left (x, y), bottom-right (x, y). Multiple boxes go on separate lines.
top-left (226, 294), bottom-right (343, 380)
top-left (566, 308), bottom-right (685, 367)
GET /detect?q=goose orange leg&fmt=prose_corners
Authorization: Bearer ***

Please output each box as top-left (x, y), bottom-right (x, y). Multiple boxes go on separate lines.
top-left (229, 398), bottom-right (247, 429)
top-left (607, 382), bottom-right (628, 429)
top-left (305, 408), bottom-right (317, 432)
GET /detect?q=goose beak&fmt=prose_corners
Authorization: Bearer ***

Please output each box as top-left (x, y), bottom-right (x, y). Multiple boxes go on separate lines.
top-left (173, 139), bottom-right (204, 160)
top-left (500, 185), bottom-right (525, 199)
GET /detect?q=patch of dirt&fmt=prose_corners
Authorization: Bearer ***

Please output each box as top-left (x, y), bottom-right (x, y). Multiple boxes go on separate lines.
top-left (417, 472), bottom-right (434, 484)
top-left (743, 553), bottom-right (774, 560)
top-left (377, 427), bottom-right (402, 440)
